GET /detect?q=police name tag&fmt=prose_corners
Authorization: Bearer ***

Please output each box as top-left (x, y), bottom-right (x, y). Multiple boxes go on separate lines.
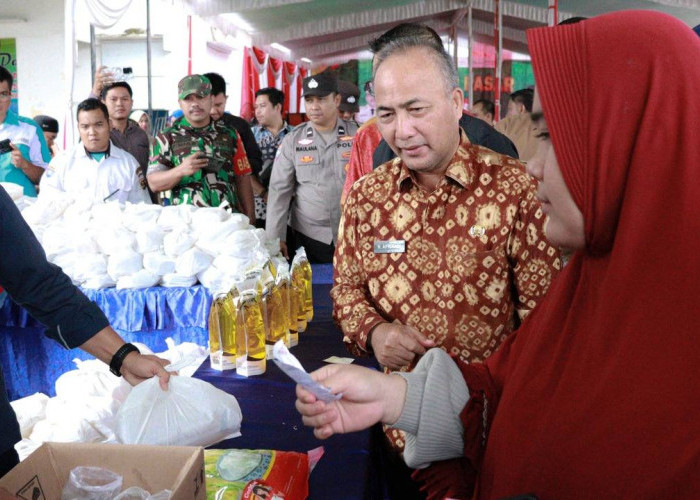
top-left (374, 240), bottom-right (406, 254)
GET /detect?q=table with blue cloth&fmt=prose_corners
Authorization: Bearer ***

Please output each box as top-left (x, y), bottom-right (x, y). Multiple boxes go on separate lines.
top-left (0, 264), bottom-right (387, 499)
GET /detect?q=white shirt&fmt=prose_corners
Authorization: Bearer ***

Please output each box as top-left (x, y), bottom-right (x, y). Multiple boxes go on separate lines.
top-left (40, 141), bottom-right (150, 204)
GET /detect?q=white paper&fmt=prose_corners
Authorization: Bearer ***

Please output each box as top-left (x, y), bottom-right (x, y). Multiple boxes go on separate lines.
top-left (272, 341), bottom-right (341, 403)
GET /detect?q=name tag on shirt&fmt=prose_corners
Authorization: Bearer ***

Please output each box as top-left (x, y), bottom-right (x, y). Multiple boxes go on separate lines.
top-left (374, 240), bottom-right (406, 254)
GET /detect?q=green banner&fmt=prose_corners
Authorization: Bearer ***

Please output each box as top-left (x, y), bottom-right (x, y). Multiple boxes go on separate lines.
top-left (0, 38), bottom-right (18, 114)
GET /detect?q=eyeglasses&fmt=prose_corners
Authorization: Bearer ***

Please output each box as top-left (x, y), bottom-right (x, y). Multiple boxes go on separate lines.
top-left (0, 92), bottom-right (11, 101)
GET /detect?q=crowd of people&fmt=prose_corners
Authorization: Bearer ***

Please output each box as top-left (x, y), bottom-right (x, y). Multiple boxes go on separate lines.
top-left (1, 7), bottom-right (697, 499)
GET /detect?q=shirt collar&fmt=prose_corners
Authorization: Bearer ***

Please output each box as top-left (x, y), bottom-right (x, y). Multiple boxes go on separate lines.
top-left (179, 116), bottom-right (214, 131)
top-left (396, 129), bottom-right (474, 191)
top-left (2, 110), bottom-right (19, 126)
top-left (81, 141), bottom-right (112, 160)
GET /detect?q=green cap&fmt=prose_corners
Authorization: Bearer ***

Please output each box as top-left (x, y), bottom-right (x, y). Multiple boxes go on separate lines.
top-left (178, 74), bottom-right (212, 100)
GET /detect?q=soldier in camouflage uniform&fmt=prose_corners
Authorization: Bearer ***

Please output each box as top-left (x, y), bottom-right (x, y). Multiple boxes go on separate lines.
top-left (147, 75), bottom-right (254, 219)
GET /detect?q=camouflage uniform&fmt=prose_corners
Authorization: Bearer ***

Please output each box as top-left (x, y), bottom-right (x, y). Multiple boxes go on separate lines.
top-left (148, 117), bottom-right (251, 209)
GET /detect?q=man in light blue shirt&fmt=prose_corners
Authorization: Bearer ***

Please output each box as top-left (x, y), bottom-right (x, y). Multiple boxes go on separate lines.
top-left (0, 66), bottom-right (51, 196)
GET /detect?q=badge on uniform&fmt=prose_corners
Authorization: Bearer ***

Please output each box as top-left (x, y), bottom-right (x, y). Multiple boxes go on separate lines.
top-left (298, 139), bottom-right (313, 145)
top-left (374, 240), bottom-right (406, 254)
top-left (300, 156), bottom-right (314, 163)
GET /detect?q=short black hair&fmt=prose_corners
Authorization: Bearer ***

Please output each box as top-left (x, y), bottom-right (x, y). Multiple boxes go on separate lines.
top-left (101, 81), bottom-right (133, 100)
top-left (369, 23), bottom-right (443, 53)
top-left (77, 98), bottom-right (109, 121)
top-left (204, 72), bottom-right (226, 96)
top-left (510, 88), bottom-right (534, 112)
top-left (473, 99), bottom-right (495, 117)
top-left (255, 87), bottom-right (285, 108)
top-left (0, 66), bottom-right (13, 91)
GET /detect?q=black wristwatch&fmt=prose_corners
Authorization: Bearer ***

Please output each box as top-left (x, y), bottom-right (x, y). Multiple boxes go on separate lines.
top-left (109, 343), bottom-right (140, 377)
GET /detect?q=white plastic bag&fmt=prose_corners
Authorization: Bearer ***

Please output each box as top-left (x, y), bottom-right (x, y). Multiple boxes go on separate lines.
top-left (160, 273), bottom-right (197, 288)
top-left (115, 376), bottom-right (242, 446)
top-left (10, 393), bottom-right (49, 438)
top-left (108, 251), bottom-right (143, 280)
top-left (135, 227), bottom-right (165, 253)
top-left (117, 269), bottom-right (161, 290)
top-left (175, 247), bottom-right (213, 276)
top-left (163, 228), bottom-right (195, 257)
top-left (143, 252), bottom-right (176, 276)
top-left (61, 466), bottom-right (122, 500)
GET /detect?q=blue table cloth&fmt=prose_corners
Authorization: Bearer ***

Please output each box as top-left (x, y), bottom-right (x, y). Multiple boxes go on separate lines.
top-left (0, 264), bottom-right (334, 400)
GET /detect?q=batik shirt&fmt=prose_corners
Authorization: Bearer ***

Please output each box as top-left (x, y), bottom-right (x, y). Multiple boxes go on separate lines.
top-left (252, 122), bottom-right (293, 220)
top-left (333, 131), bottom-right (561, 365)
top-left (148, 117), bottom-right (251, 209)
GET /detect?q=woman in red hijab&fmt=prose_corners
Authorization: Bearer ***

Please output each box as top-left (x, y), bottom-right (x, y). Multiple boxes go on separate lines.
top-left (297, 10), bottom-right (700, 498)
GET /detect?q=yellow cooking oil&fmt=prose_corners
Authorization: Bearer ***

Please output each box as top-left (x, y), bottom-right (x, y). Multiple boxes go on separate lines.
top-left (208, 292), bottom-right (236, 370)
top-left (235, 283), bottom-right (266, 376)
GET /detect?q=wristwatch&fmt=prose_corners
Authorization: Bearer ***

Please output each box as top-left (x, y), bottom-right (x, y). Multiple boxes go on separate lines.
top-left (109, 343), bottom-right (140, 377)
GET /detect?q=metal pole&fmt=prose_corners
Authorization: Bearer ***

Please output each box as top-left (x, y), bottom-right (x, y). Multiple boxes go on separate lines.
top-left (548, 0), bottom-right (558, 26)
top-left (146, 0), bottom-right (152, 113)
top-left (90, 24), bottom-right (96, 87)
top-left (494, 0), bottom-right (502, 120)
top-left (452, 25), bottom-right (458, 73)
top-left (187, 15), bottom-right (193, 75)
top-left (468, 5), bottom-right (473, 111)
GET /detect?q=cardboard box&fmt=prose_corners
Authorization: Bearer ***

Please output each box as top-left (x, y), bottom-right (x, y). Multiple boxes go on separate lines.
top-left (0, 442), bottom-right (205, 500)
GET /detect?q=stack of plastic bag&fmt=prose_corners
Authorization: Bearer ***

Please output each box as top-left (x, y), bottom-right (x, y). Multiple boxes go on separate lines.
top-left (9, 188), bottom-right (284, 290)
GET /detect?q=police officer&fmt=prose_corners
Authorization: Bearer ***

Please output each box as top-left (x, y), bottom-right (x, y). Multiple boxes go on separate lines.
top-left (266, 73), bottom-right (357, 263)
top-left (337, 80), bottom-right (360, 124)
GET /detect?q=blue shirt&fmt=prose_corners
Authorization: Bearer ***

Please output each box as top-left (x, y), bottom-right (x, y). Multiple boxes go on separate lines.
top-left (0, 111), bottom-right (51, 196)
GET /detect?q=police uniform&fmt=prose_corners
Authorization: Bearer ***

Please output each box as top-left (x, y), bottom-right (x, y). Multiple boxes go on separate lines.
top-left (266, 74), bottom-right (357, 262)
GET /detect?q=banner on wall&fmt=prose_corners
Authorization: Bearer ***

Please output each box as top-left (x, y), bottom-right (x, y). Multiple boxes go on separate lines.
top-left (240, 47), bottom-right (307, 122)
top-left (0, 39), bottom-right (18, 115)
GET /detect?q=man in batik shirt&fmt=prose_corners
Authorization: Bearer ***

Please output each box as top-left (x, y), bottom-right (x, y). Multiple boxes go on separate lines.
top-left (147, 75), bottom-right (253, 219)
top-left (334, 33), bottom-right (560, 378)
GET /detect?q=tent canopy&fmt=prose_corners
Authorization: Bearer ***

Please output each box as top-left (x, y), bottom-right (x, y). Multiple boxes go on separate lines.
top-left (183, 0), bottom-right (700, 64)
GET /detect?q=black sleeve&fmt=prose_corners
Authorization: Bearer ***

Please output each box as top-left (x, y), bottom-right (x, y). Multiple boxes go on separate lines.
top-left (226, 114), bottom-right (263, 175)
top-left (0, 187), bottom-right (109, 349)
top-left (372, 139), bottom-right (397, 169)
top-left (460, 114), bottom-right (519, 159)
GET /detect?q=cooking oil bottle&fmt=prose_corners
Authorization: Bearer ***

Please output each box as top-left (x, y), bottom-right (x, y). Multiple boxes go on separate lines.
top-left (235, 278), bottom-right (266, 376)
top-left (276, 268), bottom-right (297, 347)
top-left (262, 274), bottom-right (288, 359)
top-left (292, 248), bottom-right (314, 322)
top-left (208, 292), bottom-right (237, 370)
top-left (291, 251), bottom-right (308, 333)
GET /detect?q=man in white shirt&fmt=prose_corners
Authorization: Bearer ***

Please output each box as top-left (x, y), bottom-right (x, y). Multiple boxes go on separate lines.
top-left (40, 98), bottom-right (150, 204)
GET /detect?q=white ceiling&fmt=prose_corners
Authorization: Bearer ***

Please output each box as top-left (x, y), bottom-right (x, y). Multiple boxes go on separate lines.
top-left (182, 0), bottom-right (700, 64)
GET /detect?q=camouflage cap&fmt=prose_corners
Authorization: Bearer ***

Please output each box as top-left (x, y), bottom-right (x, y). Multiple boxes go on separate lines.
top-left (178, 74), bottom-right (212, 100)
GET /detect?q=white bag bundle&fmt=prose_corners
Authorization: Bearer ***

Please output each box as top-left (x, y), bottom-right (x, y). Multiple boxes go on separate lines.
top-left (91, 201), bottom-right (124, 228)
top-left (157, 204), bottom-right (196, 230)
top-left (212, 254), bottom-right (250, 275)
top-left (221, 229), bottom-right (260, 256)
top-left (160, 273), bottom-right (197, 288)
top-left (117, 269), bottom-right (160, 290)
top-left (42, 223), bottom-right (87, 258)
top-left (1, 181), bottom-right (23, 200)
top-left (108, 251), bottom-right (143, 280)
top-left (190, 206), bottom-right (231, 232)
top-left (72, 253), bottom-right (108, 284)
top-left (135, 226), bottom-right (165, 253)
top-left (163, 228), bottom-right (195, 257)
top-left (175, 247), bottom-right (213, 276)
top-left (115, 376), bottom-right (242, 446)
top-left (197, 265), bottom-right (237, 294)
top-left (82, 274), bottom-right (117, 289)
top-left (10, 393), bottom-right (49, 438)
top-left (21, 193), bottom-right (72, 225)
top-left (143, 252), bottom-right (176, 275)
top-left (96, 226), bottom-right (137, 255)
top-left (195, 218), bottom-right (247, 256)
top-left (123, 203), bottom-right (162, 232)
top-left (62, 197), bottom-right (94, 223)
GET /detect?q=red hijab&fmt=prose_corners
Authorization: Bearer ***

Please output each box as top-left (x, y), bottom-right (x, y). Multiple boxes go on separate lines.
top-left (473, 11), bottom-right (700, 498)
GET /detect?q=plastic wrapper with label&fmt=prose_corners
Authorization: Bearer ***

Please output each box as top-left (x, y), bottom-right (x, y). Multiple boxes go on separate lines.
top-left (204, 447), bottom-right (323, 499)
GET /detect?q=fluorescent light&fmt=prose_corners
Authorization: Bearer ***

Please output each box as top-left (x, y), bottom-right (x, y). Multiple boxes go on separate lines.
top-left (300, 57), bottom-right (312, 63)
top-left (270, 43), bottom-right (291, 53)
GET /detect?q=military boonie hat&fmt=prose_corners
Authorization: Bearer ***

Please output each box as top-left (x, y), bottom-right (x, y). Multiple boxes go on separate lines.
top-left (178, 74), bottom-right (212, 100)
top-left (302, 73), bottom-right (338, 97)
top-left (337, 80), bottom-right (360, 113)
